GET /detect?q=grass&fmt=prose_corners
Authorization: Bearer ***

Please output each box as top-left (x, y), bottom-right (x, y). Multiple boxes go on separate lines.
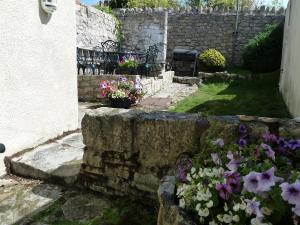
top-left (171, 70), bottom-right (291, 118)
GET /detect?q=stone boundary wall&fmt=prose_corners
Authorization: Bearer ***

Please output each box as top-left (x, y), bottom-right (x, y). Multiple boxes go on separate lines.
top-left (76, 4), bottom-right (117, 48)
top-left (114, 7), bottom-right (284, 66)
top-left (79, 107), bottom-right (299, 201)
top-left (115, 11), bottom-right (168, 65)
top-left (78, 71), bottom-right (174, 102)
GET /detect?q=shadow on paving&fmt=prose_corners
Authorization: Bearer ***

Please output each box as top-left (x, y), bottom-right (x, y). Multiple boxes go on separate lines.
top-left (186, 72), bottom-right (291, 118)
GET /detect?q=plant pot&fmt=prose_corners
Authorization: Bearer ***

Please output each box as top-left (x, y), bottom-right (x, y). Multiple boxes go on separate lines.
top-left (109, 98), bottom-right (135, 109)
top-left (116, 67), bottom-right (138, 75)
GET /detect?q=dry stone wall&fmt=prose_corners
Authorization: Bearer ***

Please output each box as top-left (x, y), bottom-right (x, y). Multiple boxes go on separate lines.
top-left (79, 107), bottom-right (299, 201)
top-left (76, 4), bottom-right (118, 48)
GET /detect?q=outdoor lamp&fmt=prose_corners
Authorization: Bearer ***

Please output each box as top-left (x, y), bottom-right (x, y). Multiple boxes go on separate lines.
top-left (41, 0), bottom-right (58, 15)
top-left (0, 143), bottom-right (5, 153)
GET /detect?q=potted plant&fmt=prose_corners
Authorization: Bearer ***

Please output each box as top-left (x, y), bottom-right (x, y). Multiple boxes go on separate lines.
top-left (175, 124), bottom-right (300, 225)
top-left (99, 76), bottom-right (144, 109)
top-left (117, 55), bottom-right (139, 75)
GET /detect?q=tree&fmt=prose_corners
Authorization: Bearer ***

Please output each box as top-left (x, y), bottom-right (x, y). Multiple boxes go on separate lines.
top-left (127, 0), bottom-right (179, 8)
top-left (186, 0), bottom-right (255, 8)
top-left (109, 0), bottom-right (128, 8)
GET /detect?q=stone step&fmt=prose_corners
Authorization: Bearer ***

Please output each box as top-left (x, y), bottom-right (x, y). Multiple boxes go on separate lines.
top-left (7, 132), bottom-right (84, 186)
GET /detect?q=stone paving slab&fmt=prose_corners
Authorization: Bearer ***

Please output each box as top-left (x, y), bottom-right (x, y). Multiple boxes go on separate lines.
top-left (0, 177), bottom-right (62, 225)
top-left (8, 133), bottom-right (84, 186)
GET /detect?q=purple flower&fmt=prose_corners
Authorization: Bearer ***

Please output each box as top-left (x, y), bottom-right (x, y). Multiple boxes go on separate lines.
top-left (261, 143), bottom-right (275, 161)
top-left (238, 138), bottom-right (247, 148)
top-left (226, 152), bottom-right (240, 172)
top-left (119, 76), bottom-right (127, 82)
top-left (211, 153), bottom-right (222, 166)
top-left (280, 182), bottom-right (300, 205)
top-left (243, 172), bottom-right (261, 193)
top-left (278, 138), bottom-right (289, 151)
top-left (245, 199), bottom-right (263, 218)
top-left (239, 124), bottom-right (247, 134)
top-left (292, 204), bottom-right (300, 216)
top-left (100, 82), bottom-right (107, 89)
top-left (216, 183), bottom-right (232, 200)
top-left (212, 138), bottom-right (225, 148)
top-left (288, 139), bottom-right (300, 151)
top-left (135, 83), bottom-right (142, 90)
top-left (178, 166), bottom-right (188, 182)
top-left (258, 167), bottom-right (278, 192)
top-left (225, 171), bottom-right (241, 193)
top-left (263, 133), bottom-right (278, 143)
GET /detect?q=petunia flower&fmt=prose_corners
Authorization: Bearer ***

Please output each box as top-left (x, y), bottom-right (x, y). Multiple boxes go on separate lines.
top-left (239, 124), bottom-right (248, 135)
top-left (238, 138), bottom-right (247, 148)
top-left (288, 139), bottom-right (300, 151)
top-left (258, 167), bottom-right (278, 192)
top-left (212, 138), bottom-right (225, 148)
top-left (226, 152), bottom-right (240, 172)
top-left (292, 204), bottom-right (300, 216)
top-left (225, 171), bottom-right (241, 193)
top-left (243, 172), bottom-right (261, 193)
top-left (280, 181), bottom-right (300, 205)
top-left (263, 133), bottom-right (278, 143)
top-left (211, 153), bottom-right (222, 166)
top-left (245, 199), bottom-right (264, 219)
top-left (261, 143), bottom-right (275, 161)
top-left (216, 183), bottom-right (232, 200)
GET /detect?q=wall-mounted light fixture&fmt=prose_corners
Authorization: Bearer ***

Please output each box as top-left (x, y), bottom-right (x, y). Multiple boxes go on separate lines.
top-left (41, 0), bottom-right (57, 15)
top-left (0, 143), bottom-right (5, 153)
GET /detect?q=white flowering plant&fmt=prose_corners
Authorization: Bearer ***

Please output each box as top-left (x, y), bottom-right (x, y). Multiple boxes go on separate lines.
top-left (176, 124), bottom-right (300, 225)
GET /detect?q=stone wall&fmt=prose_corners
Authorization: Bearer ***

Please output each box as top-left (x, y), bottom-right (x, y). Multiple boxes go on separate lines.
top-left (115, 10), bottom-right (168, 65)
top-left (78, 71), bottom-right (174, 101)
top-left (76, 4), bottom-right (118, 48)
top-left (79, 107), bottom-right (299, 201)
top-left (167, 8), bottom-right (284, 66)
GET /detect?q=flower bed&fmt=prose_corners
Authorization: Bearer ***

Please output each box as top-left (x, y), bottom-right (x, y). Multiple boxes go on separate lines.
top-left (176, 124), bottom-right (300, 225)
top-left (99, 76), bottom-right (145, 108)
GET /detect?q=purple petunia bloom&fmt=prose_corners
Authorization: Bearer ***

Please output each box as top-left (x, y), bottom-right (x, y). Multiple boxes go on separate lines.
top-left (225, 171), bottom-right (241, 193)
top-left (226, 152), bottom-right (240, 172)
top-left (216, 183), bottom-right (232, 200)
top-left (288, 139), bottom-right (300, 151)
top-left (292, 204), bottom-right (300, 216)
top-left (211, 153), bottom-right (222, 166)
top-left (280, 182), bottom-right (300, 205)
top-left (243, 172), bottom-right (261, 193)
top-left (100, 82), bottom-right (107, 89)
top-left (238, 138), bottom-right (247, 148)
top-left (239, 124), bottom-right (248, 134)
top-left (212, 138), bottom-right (225, 148)
top-left (119, 76), bottom-right (127, 82)
top-left (261, 143), bottom-right (275, 161)
top-left (245, 199), bottom-right (264, 218)
top-left (263, 133), bottom-right (278, 144)
top-left (258, 167), bottom-right (277, 192)
top-left (278, 138), bottom-right (289, 152)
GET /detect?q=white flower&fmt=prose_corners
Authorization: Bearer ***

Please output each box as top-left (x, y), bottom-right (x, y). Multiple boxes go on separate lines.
top-left (187, 174), bottom-right (192, 182)
top-left (179, 199), bottom-right (185, 208)
top-left (233, 203), bottom-right (240, 211)
top-left (261, 207), bottom-right (272, 216)
top-left (209, 220), bottom-right (218, 225)
top-left (206, 200), bottom-right (214, 208)
top-left (223, 214), bottom-right (232, 223)
top-left (191, 167), bottom-right (196, 174)
top-left (198, 208), bottom-right (210, 217)
top-left (232, 215), bottom-right (240, 222)
top-left (224, 203), bottom-right (229, 212)
top-left (217, 214), bottom-right (223, 222)
top-left (196, 203), bottom-right (201, 211)
top-left (250, 218), bottom-right (270, 225)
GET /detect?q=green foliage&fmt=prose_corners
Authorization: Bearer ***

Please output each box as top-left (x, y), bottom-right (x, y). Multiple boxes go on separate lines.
top-left (119, 59), bottom-right (139, 69)
top-left (242, 22), bottom-right (284, 73)
top-left (95, 5), bottom-right (114, 14)
top-left (199, 49), bottom-right (226, 72)
top-left (109, 0), bottom-right (128, 8)
top-left (127, 0), bottom-right (178, 8)
top-left (187, 0), bottom-right (254, 8)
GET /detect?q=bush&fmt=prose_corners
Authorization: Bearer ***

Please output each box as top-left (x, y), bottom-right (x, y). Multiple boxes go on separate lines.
top-left (243, 22), bottom-right (284, 73)
top-left (199, 49), bottom-right (226, 72)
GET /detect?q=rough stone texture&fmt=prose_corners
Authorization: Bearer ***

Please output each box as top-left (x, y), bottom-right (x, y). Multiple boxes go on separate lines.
top-left (167, 10), bottom-right (284, 67)
top-left (0, 177), bottom-right (62, 225)
top-left (76, 4), bottom-right (117, 48)
top-left (115, 10), bottom-right (168, 66)
top-left (173, 76), bottom-right (202, 86)
top-left (78, 71), bottom-right (174, 102)
top-left (157, 176), bottom-right (193, 225)
top-left (198, 71), bottom-right (250, 83)
top-left (279, 119), bottom-right (300, 138)
top-left (80, 108), bottom-right (210, 200)
top-left (8, 133), bottom-right (84, 186)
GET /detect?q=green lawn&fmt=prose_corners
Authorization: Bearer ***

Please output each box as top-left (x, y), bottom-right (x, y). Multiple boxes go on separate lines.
top-left (171, 71), bottom-right (291, 118)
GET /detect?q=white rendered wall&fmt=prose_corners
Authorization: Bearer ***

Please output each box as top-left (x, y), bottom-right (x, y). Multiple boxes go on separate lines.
top-left (0, 0), bottom-right (78, 175)
top-left (280, 0), bottom-right (300, 117)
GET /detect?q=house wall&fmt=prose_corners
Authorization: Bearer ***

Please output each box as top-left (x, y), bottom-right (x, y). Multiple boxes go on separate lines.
top-left (0, 0), bottom-right (78, 175)
top-left (280, 0), bottom-right (300, 117)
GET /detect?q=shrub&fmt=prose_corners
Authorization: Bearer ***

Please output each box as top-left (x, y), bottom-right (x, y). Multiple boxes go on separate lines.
top-left (243, 22), bottom-right (284, 73)
top-left (199, 49), bottom-right (226, 72)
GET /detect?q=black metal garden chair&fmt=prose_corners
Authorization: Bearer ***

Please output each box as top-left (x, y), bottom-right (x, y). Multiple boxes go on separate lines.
top-left (101, 40), bottom-right (120, 74)
top-left (138, 44), bottom-right (159, 77)
top-left (77, 48), bottom-right (96, 75)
